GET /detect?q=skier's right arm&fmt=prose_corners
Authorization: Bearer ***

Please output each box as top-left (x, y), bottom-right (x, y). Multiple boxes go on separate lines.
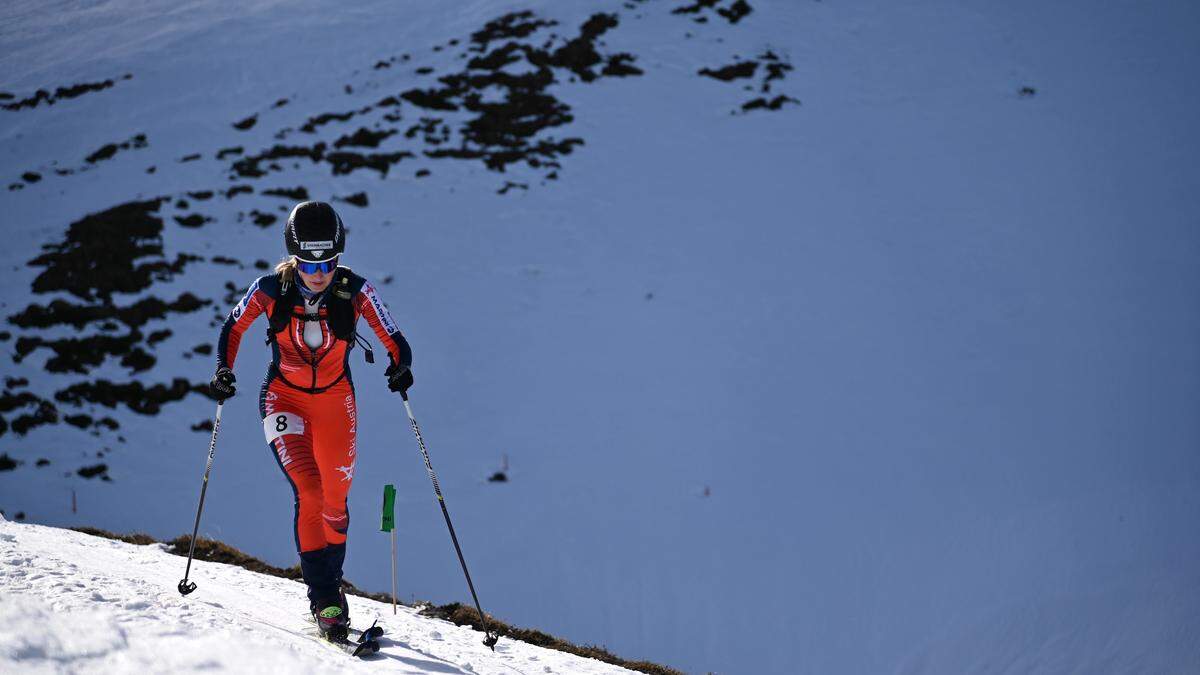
top-left (213, 277), bottom-right (273, 397)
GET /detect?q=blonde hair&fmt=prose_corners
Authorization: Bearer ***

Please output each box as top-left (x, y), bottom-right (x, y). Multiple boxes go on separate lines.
top-left (275, 256), bottom-right (297, 285)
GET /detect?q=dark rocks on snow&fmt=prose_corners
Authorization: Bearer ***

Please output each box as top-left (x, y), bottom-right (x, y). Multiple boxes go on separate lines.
top-left (300, 110), bottom-right (370, 134)
top-left (718, 0), bottom-right (753, 24)
top-left (9, 399), bottom-right (59, 436)
top-left (174, 214), bottom-right (211, 228)
top-left (741, 95), bottom-right (798, 111)
top-left (225, 185), bottom-right (253, 199)
top-left (84, 134), bottom-right (147, 164)
top-left (333, 128), bottom-right (397, 149)
top-left (673, 0), bottom-right (751, 24)
top-left (2, 74), bottom-right (132, 111)
top-left (220, 10), bottom-right (640, 185)
top-left (14, 331), bottom-right (156, 374)
top-left (53, 378), bottom-right (204, 415)
top-left (672, 0), bottom-right (719, 15)
top-left (261, 186), bottom-right (309, 201)
top-left (216, 146), bottom-right (244, 159)
top-left (233, 114), bottom-right (258, 130)
top-left (336, 192), bottom-right (369, 207)
top-left (326, 151), bottom-right (414, 176)
top-left (9, 293), bottom-right (209, 331)
top-left (699, 61), bottom-right (758, 81)
top-left (77, 463), bottom-right (111, 480)
top-left (249, 210), bottom-right (277, 227)
top-left (470, 10), bottom-right (557, 49)
top-left (702, 50), bottom-right (797, 112)
top-left (27, 199), bottom-right (195, 301)
top-left (232, 144), bottom-right (326, 178)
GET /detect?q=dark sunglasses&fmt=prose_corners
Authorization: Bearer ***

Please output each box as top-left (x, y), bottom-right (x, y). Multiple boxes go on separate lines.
top-left (296, 256), bottom-right (338, 274)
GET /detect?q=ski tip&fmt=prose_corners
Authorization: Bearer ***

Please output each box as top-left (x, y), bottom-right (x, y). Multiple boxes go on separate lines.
top-left (352, 639), bottom-right (381, 657)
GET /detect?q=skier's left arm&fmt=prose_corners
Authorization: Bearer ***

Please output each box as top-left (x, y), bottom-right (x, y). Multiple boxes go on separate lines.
top-left (355, 281), bottom-right (413, 387)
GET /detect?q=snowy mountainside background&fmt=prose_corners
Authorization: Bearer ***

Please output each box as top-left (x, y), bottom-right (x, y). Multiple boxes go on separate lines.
top-left (2, 1), bottom-right (1199, 673)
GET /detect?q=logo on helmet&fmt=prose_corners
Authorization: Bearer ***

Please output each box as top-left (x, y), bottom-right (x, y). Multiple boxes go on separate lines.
top-left (300, 241), bottom-right (334, 250)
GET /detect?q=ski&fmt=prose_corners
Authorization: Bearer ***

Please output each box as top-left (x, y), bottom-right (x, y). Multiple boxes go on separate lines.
top-left (320, 633), bottom-right (380, 658)
top-left (306, 615), bottom-right (384, 658)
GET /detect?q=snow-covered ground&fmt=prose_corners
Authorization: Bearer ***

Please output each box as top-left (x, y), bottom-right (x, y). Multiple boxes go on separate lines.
top-left (2, 1), bottom-right (1199, 673)
top-left (0, 516), bottom-right (634, 674)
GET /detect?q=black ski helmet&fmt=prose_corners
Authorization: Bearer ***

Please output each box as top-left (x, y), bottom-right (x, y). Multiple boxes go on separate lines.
top-left (284, 201), bottom-right (345, 262)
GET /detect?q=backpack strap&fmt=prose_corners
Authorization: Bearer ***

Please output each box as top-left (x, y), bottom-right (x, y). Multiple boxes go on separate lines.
top-left (265, 275), bottom-right (298, 344)
top-left (326, 267), bottom-right (365, 342)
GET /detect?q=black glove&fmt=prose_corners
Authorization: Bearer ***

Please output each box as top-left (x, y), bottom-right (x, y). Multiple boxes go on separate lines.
top-left (385, 363), bottom-right (413, 396)
top-left (210, 367), bottom-right (236, 400)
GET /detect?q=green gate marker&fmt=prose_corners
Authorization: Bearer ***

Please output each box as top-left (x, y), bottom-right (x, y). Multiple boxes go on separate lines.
top-left (381, 484), bottom-right (396, 532)
top-left (381, 484), bottom-right (397, 613)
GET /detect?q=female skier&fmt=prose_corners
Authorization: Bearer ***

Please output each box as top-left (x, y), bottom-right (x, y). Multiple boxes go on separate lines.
top-left (209, 200), bottom-right (413, 641)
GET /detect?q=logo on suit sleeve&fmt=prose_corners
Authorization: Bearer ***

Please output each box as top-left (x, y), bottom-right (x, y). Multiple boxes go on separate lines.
top-left (231, 279), bottom-right (260, 321)
top-left (363, 283), bottom-right (399, 334)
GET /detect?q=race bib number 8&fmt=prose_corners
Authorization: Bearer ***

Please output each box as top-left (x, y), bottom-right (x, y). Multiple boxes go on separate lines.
top-left (263, 412), bottom-right (306, 442)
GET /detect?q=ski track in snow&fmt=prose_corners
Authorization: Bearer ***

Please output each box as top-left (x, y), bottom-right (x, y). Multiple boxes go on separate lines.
top-left (0, 517), bottom-right (632, 674)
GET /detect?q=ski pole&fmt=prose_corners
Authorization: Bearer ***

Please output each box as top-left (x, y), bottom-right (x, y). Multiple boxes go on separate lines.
top-left (178, 400), bottom-right (223, 596)
top-left (400, 392), bottom-right (499, 649)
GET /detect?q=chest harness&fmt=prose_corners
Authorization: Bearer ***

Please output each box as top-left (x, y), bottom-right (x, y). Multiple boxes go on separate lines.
top-left (264, 268), bottom-right (375, 392)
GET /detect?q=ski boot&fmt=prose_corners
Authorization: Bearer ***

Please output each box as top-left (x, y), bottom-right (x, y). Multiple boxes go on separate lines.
top-left (312, 590), bottom-right (350, 642)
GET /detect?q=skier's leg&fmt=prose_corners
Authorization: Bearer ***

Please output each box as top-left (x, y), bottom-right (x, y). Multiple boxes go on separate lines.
top-left (312, 383), bottom-right (357, 547)
top-left (261, 378), bottom-right (336, 605)
top-left (306, 382), bottom-right (357, 618)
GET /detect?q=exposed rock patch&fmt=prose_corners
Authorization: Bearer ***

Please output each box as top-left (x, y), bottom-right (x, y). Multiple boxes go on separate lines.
top-left (673, 0), bottom-right (752, 24)
top-left (2, 74), bottom-right (132, 111)
top-left (700, 50), bottom-right (798, 113)
top-left (84, 134), bottom-right (148, 164)
top-left (335, 192), bottom-right (369, 207)
top-left (233, 114), bottom-right (258, 130)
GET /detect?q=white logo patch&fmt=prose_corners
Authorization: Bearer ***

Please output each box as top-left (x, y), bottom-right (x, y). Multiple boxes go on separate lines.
top-left (231, 279), bottom-right (259, 321)
top-left (263, 411), bottom-right (306, 443)
top-left (364, 283), bottom-right (399, 335)
top-left (300, 241), bottom-right (333, 250)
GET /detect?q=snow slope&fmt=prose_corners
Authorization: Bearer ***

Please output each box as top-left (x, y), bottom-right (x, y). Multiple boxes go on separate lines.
top-left (2, 1), bottom-right (1200, 674)
top-left (0, 516), bottom-right (634, 674)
